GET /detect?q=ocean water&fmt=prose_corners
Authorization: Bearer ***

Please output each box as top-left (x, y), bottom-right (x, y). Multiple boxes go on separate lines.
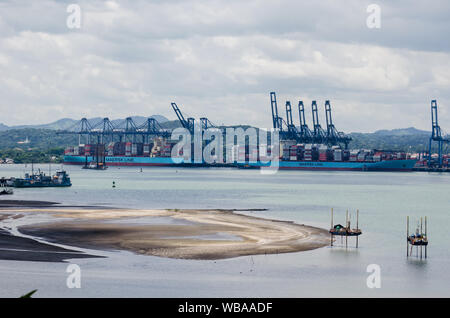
top-left (0, 164), bottom-right (449, 297)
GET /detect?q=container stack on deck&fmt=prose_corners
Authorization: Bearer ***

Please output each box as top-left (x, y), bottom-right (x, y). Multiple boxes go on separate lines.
top-left (65, 139), bottom-right (414, 165)
top-left (272, 141), bottom-right (410, 164)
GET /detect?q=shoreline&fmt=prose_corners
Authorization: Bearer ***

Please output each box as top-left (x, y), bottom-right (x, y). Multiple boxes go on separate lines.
top-left (0, 200), bottom-right (330, 261)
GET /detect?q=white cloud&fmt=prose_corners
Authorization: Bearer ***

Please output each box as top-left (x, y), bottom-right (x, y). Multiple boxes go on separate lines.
top-left (0, 0), bottom-right (449, 133)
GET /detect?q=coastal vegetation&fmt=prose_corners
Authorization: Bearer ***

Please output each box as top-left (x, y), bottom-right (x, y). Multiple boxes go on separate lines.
top-left (0, 125), bottom-right (443, 164)
top-left (0, 147), bottom-right (64, 164)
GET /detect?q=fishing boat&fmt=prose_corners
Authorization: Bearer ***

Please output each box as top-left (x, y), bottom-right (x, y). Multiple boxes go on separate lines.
top-left (408, 227), bottom-right (428, 246)
top-left (11, 170), bottom-right (72, 188)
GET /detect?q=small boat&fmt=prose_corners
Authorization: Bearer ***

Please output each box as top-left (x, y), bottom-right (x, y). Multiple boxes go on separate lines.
top-left (329, 223), bottom-right (362, 236)
top-left (406, 216), bottom-right (429, 258)
top-left (82, 162), bottom-right (108, 170)
top-left (82, 154), bottom-right (107, 170)
top-left (408, 229), bottom-right (428, 246)
top-left (11, 170), bottom-right (72, 188)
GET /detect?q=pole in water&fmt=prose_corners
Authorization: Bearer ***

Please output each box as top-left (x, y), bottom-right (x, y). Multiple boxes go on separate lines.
top-left (425, 216), bottom-right (427, 259)
top-left (407, 216), bottom-right (409, 257)
top-left (345, 210), bottom-right (348, 249)
top-left (420, 217), bottom-right (423, 259)
top-left (356, 209), bottom-right (359, 248)
top-left (330, 208), bottom-right (333, 246)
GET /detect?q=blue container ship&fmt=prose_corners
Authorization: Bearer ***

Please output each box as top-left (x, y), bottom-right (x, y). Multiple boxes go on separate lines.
top-left (63, 154), bottom-right (416, 171)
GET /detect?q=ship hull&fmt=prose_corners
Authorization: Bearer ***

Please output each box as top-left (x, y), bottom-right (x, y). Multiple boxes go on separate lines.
top-left (64, 155), bottom-right (416, 171)
top-left (246, 159), bottom-right (416, 171)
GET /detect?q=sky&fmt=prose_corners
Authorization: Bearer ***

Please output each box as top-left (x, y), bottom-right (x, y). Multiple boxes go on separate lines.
top-left (0, 0), bottom-right (449, 133)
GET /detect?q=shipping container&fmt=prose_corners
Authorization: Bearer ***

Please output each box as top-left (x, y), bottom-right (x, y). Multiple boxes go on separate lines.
top-left (125, 142), bottom-right (132, 156)
top-left (84, 144), bottom-right (92, 156)
top-left (334, 150), bottom-right (342, 161)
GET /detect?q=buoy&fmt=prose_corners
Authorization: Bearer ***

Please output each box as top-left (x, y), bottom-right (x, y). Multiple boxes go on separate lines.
top-left (112, 181), bottom-right (116, 188)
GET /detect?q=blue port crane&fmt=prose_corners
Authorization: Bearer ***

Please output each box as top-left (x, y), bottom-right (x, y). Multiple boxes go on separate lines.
top-left (428, 100), bottom-right (449, 168)
top-left (270, 92), bottom-right (294, 140)
top-left (297, 101), bottom-right (314, 143)
top-left (124, 117), bottom-right (138, 142)
top-left (311, 101), bottom-right (327, 144)
top-left (57, 116), bottom-right (170, 145)
top-left (80, 118), bottom-right (92, 134)
top-left (116, 117), bottom-right (171, 141)
top-left (270, 92), bottom-right (351, 146)
top-left (139, 118), bottom-right (171, 142)
top-left (324, 100), bottom-right (352, 149)
top-left (270, 92), bottom-right (280, 130)
top-left (171, 102), bottom-right (195, 134)
top-left (77, 117), bottom-right (114, 144)
top-left (77, 117), bottom-right (93, 144)
top-left (270, 92), bottom-right (285, 132)
top-left (200, 117), bottom-right (223, 132)
top-left (200, 117), bottom-right (212, 131)
top-left (285, 101), bottom-right (301, 140)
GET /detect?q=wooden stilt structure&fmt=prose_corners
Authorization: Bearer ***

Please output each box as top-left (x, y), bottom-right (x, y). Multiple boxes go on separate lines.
top-left (407, 216), bottom-right (409, 257)
top-left (420, 217), bottom-right (423, 259)
top-left (330, 208), bottom-right (334, 246)
top-left (356, 210), bottom-right (359, 248)
top-left (345, 210), bottom-right (348, 248)
top-left (425, 216), bottom-right (427, 258)
top-left (407, 216), bottom-right (428, 259)
top-left (329, 208), bottom-right (362, 248)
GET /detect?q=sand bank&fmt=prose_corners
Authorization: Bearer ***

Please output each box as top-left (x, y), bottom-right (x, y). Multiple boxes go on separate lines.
top-left (0, 206), bottom-right (330, 260)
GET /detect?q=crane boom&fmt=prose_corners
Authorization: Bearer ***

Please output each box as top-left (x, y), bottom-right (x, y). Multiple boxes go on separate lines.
top-left (171, 102), bottom-right (188, 129)
top-left (428, 100), bottom-right (449, 167)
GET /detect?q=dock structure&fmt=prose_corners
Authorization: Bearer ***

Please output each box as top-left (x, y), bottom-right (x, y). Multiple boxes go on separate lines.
top-left (407, 216), bottom-right (428, 259)
top-left (330, 208), bottom-right (362, 248)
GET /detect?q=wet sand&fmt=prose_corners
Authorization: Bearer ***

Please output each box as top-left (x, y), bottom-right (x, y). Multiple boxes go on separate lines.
top-left (0, 204), bottom-right (330, 260)
top-left (0, 200), bottom-right (59, 207)
top-left (0, 228), bottom-right (103, 262)
top-left (0, 207), bottom-right (103, 262)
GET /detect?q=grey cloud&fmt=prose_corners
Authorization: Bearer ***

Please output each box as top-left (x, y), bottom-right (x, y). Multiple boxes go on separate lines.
top-left (0, 0), bottom-right (449, 133)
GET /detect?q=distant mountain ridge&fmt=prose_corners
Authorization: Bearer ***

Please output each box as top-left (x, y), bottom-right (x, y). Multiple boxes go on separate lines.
top-left (0, 115), bottom-right (170, 131)
top-left (347, 127), bottom-right (434, 152)
top-left (0, 116), bottom-right (433, 136)
top-left (0, 120), bottom-right (444, 153)
top-left (372, 127), bottom-right (429, 136)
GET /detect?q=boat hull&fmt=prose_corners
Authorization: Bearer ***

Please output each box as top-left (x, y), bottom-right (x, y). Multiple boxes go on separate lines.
top-left (13, 183), bottom-right (72, 188)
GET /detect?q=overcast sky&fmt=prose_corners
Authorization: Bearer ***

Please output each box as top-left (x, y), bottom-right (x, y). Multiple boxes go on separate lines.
top-left (0, 0), bottom-right (449, 132)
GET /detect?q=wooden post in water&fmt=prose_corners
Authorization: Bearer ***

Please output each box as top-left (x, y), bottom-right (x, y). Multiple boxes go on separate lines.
top-left (330, 208), bottom-right (334, 247)
top-left (356, 209), bottom-right (359, 248)
top-left (407, 216), bottom-right (409, 257)
top-left (420, 217), bottom-right (423, 259)
top-left (345, 210), bottom-right (348, 248)
top-left (425, 216), bottom-right (427, 259)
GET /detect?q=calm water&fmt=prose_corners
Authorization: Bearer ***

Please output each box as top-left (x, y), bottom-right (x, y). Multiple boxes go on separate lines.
top-left (0, 164), bottom-right (449, 297)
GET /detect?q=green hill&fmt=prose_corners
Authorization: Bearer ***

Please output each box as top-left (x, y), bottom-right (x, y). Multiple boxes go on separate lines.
top-left (0, 125), bottom-right (446, 163)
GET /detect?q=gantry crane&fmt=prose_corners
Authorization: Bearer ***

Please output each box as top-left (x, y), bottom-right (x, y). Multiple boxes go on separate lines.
top-left (428, 100), bottom-right (449, 168)
top-left (269, 92), bottom-right (294, 140)
top-left (324, 100), bottom-right (352, 149)
top-left (311, 101), bottom-right (327, 144)
top-left (270, 92), bottom-right (281, 131)
top-left (57, 116), bottom-right (170, 144)
top-left (171, 102), bottom-right (195, 134)
top-left (297, 101), bottom-right (314, 143)
top-left (285, 101), bottom-right (301, 140)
